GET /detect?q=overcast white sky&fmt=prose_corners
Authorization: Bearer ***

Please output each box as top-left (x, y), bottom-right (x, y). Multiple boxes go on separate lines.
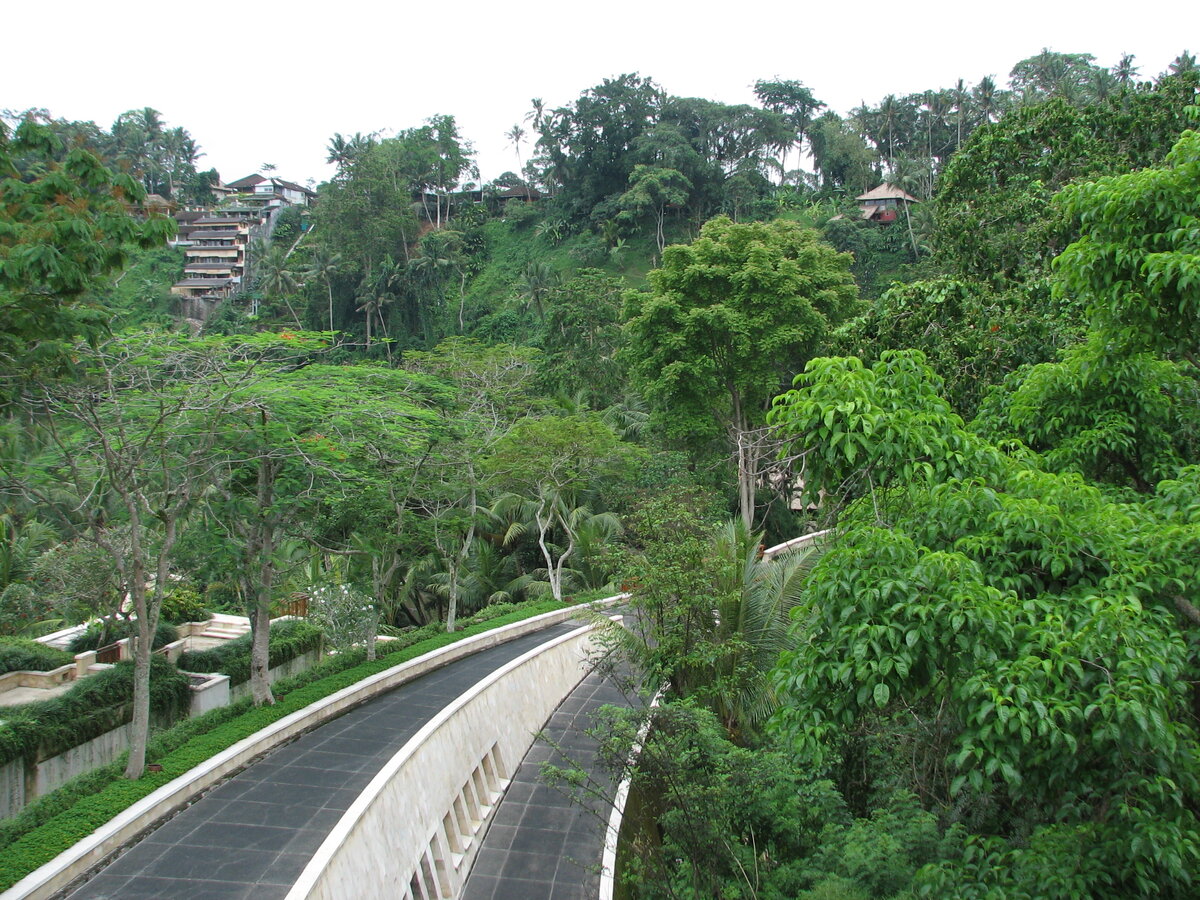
top-left (4, 0), bottom-right (1196, 187)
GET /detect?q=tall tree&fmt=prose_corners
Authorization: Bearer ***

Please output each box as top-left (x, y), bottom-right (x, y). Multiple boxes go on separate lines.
top-left (754, 78), bottom-right (825, 180)
top-left (623, 217), bottom-right (858, 526)
top-left (484, 414), bottom-right (631, 602)
top-left (0, 119), bottom-right (174, 377)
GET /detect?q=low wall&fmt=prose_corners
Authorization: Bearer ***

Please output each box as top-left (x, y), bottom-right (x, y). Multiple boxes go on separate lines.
top-left (227, 647), bottom-right (324, 703)
top-left (188, 674), bottom-right (231, 717)
top-left (0, 760), bottom-right (23, 822)
top-left (6, 597), bottom-right (621, 900)
top-left (0, 666), bottom-right (74, 693)
top-left (34, 725), bottom-right (134, 799)
top-left (288, 620), bottom-right (607, 900)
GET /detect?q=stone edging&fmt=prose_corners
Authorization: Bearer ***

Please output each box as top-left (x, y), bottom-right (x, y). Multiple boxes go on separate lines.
top-left (3, 597), bottom-right (623, 900)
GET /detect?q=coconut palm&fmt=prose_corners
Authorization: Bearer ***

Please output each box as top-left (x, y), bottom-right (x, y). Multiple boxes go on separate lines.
top-left (304, 245), bottom-right (343, 332)
top-left (254, 241), bottom-right (302, 327)
top-left (1112, 53), bottom-right (1140, 87)
top-left (706, 518), bottom-right (820, 736)
top-left (1168, 50), bottom-right (1196, 76)
top-left (515, 260), bottom-right (560, 321)
top-left (505, 123), bottom-right (526, 170)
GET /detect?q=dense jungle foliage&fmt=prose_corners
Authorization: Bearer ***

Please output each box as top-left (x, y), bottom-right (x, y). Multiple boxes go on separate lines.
top-left (2, 47), bottom-right (1199, 895)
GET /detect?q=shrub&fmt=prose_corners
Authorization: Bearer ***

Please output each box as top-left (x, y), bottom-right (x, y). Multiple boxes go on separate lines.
top-left (67, 619), bottom-right (178, 654)
top-left (203, 581), bottom-right (241, 613)
top-left (157, 588), bottom-right (208, 625)
top-left (0, 638), bottom-right (73, 676)
top-left (0, 584), bottom-right (49, 636)
top-left (176, 620), bottom-right (322, 686)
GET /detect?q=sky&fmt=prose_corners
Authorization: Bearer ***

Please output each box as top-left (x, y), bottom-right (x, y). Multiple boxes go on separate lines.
top-left (4, 0), bottom-right (1197, 188)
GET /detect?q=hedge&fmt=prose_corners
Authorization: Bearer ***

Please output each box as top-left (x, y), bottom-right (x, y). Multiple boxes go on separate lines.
top-left (0, 657), bottom-right (191, 767)
top-left (0, 639), bottom-right (74, 677)
top-left (0, 598), bottom-right (575, 890)
top-left (176, 620), bottom-right (323, 686)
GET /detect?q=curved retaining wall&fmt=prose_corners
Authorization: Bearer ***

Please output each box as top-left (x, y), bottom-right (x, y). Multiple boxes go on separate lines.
top-left (287, 620), bottom-right (608, 900)
top-left (5, 599), bottom-right (621, 900)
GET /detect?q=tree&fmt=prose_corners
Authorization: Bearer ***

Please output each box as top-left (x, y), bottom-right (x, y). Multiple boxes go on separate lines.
top-left (767, 350), bottom-right (1200, 895)
top-left (402, 339), bottom-right (541, 626)
top-left (535, 73), bottom-right (665, 223)
top-left (253, 240), bottom-right (302, 327)
top-left (9, 332), bottom-right (272, 775)
top-left (616, 164), bottom-right (691, 253)
top-left (208, 354), bottom-right (444, 699)
top-left (536, 268), bottom-right (627, 409)
top-left (1053, 126), bottom-right (1200, 367)
top-left (505, 123), bottom-right (526, 170)
top-left (0, 119), bottom-right (174, 376)
top-left (303, 244), bottom-right (343, 332)
top-left (484, 414), bottom-right (632, 602)
top-left (623, 217), bottom-right (857, 527)
top-left (753, 78), bottom-right (825, 181)
top-left (514, 260), bottom-right (559, 322)
top-left (933, 73), bottom-right (1200, 286)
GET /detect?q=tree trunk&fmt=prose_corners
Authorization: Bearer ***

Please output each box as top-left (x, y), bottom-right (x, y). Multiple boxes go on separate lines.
top-left (536, 503), bottom-right (561, 602)
top-left (249, 601), bottom-right (274, 706)
top-left (365, 613), bottom-right (377, 661)
top-left (730, 392), bottom-right (756, 529)
top-left (446, 557), bottom-right (459, 633)
top-left (246, 450), bottom-right (278, 706)
top-left (123, 571), bottom-right (153, 779)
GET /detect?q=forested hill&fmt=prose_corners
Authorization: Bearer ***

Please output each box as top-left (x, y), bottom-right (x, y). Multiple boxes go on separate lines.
top-left (2, 47), bottom-right (1200, 898)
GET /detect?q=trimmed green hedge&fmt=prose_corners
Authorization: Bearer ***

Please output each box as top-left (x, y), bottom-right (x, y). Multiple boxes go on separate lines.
top-left (0, 639), bottom-right (74, 676)
top-left (0, 598), bottom-right (574, 890)
top-left (0, 657), bottom-right (191, 766)
top-left (176, 620), bottom-right (323, 686)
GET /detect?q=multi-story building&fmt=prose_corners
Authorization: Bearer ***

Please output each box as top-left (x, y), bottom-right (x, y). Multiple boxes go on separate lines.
top-left (170, 174), bottom-right (312, 308)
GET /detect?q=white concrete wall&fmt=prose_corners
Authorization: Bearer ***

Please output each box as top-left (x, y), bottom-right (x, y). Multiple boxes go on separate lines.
top-left (289, 621), bottom-right (605, 900)
top-left (34, 724), bottom-right (133, 798)
top-left (0, 759), bottom-right (24, 821)
top-left (188, 674), bottom-right (231, 717)
top-left (227, 647), bottom-right (324, 703)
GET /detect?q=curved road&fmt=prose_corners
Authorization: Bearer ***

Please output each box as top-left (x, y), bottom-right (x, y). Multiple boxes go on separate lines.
top-left (63, 621), bottom-right (587, 900)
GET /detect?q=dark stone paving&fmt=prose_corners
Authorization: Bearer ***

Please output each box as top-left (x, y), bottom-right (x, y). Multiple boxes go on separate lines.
top-left (461, 664), bottom-right (639, 900)
top-left (64, 622), bottom-right (582, 900)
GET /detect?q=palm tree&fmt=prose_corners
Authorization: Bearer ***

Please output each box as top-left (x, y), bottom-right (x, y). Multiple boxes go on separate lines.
top-left (254, 242), bottom-right (302, 327)
top-left (505, 124), bottom-right (526, 170)
top-left (525, 97), bottom-right (546, 133)
top-left (877, 94), bottom-right (903, 168)
top-left (705, 519), bottom-right (819, 736)
top-left (492, 491), bottom-right (618, 604)
top-left (304, 245), bottom-right (343, 332)
top-left (516, 260), bottom-right (560, 321)
top-left (1112, 53), bottom-right (1140, 87)
top-left (951, 78), bottom-right (971, 149)
top-left (355, 285), bottom-right (393, 349)
top-left (428, 538), bottom-right (539, 617)
top-left (973, 76), bottom-right (1002, 125)
top-left (1169, 50), bottom-right (1197, 76)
